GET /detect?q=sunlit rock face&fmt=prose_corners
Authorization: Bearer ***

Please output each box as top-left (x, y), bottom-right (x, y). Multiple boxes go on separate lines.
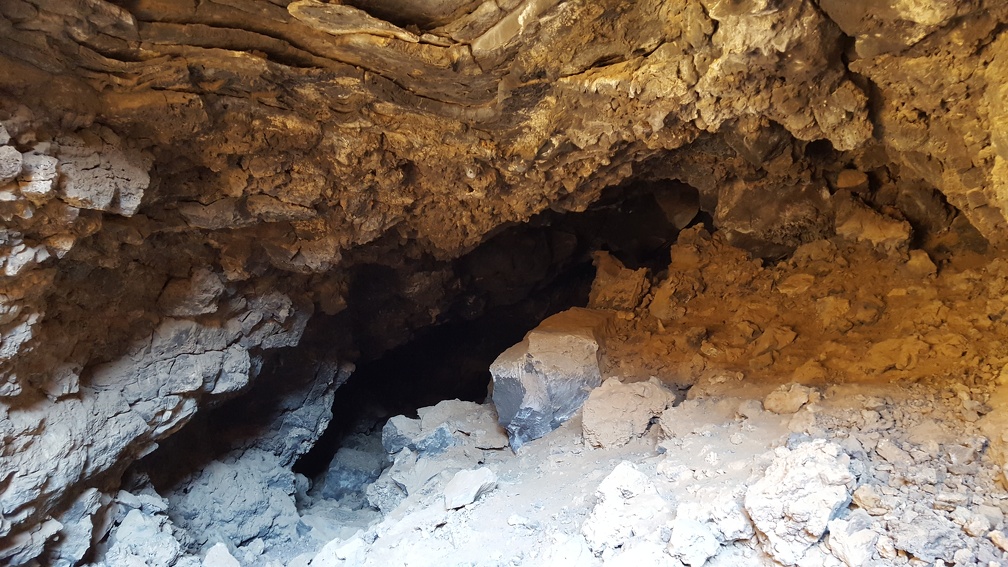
top-left (0, 0), bottom-right (1006, 563)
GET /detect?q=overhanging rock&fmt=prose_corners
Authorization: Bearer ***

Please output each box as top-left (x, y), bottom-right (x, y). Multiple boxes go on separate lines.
top-left (489, 308), bottom-right (614, 449)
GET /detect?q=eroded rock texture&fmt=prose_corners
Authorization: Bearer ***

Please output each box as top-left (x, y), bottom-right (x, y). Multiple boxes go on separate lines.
top-left (0, 0), bottom-right (1006, 563)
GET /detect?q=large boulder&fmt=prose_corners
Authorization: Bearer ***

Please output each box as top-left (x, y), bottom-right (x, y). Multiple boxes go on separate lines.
top-left (489, 308), bottom-right (614, 449)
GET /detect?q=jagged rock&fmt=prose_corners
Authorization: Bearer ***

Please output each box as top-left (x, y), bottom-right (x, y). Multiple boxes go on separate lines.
top-left (101, 508), bottom-right (187, 567)
top-left (203, 543), bottom-right (241, 567)
top-left (763, 383), bottom-right (814, 414)
top-left (825, 510), bottom-right (877, 567)
top-left (162, 449), bottom-right (301, 554)
top-left (582, 377), bottom-right (672, 448)
top-left (443, 467), bottom-right (497, 509)
top-left (490, 308), bottom-right (614, 449)
top-left (0, 145), bottom-right (21, 184)
top-left (587, 251), bottom-right (649, 311)
top-left (667, 517), bottom-right (720, 566)
top-left (834, 192), bottom-right (911, 252)
top-left (320, 445), bottom-right (388, 501)
top-left (890, 507), bottom-right (962, 563)
top-left (582, 461), bottom-right (671, 554)
top-left (744, 440), bottom-right (855, 565)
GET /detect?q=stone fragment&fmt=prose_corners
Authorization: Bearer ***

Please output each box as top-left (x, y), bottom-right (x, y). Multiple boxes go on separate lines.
top-left (16, 153), bottom-right (58, 199)
top-left (990, 529), bottom-right (1008, 552)
top-left (891, 508), bottom-right (961, 563)
top-left (0, 145), bottom-right (22, 183)
top-left (158, 268), bottom-right (225, 316)
top-left (443, 467), bottom-right (497, 509)
top-left (667, 517), bottom-right (721, 566)
top-left (834, 192), bottom-right (911, 251)
top-left (103, 508), bottom-right (184, 567)
top-left (582, 377), bottom-right (672, 448)
top-left (851, 485), bottom-right (889, 516)
top-left (204, 543), bottom-right (240, 567)
top-left (763, 383), bottom-right (813, 414)
top-left (905, 249), bottom-right (937, 277)
top-left (319, 445), bottom-right (387, 500)
top-left (382, 414), bottom-right (422, 454)
top-left (951, 506), bottom-right (991, 537)
top-left (676, 489), bottom-right (754, 543)
top-left (582, 461), bottom-right (671, 554)
top-left (874, 438), bottom-right (913, 467)
top-left (744, 440), bottom-right (854, 565)
top-left (490, 308), bottom-right (614, 449)
top-left (588, 251), bottom-right (649, 311)
top-left (834, 169), bottom-right (868, 191)
top-left (825, 510), bottom-right (877, 567)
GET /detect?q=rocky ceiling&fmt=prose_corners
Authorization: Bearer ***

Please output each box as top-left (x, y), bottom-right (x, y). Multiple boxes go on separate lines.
top-left (0, 0), bottom-right (1007, 564)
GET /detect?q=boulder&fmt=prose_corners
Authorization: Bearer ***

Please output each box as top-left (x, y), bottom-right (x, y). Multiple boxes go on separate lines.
top-left (582, 377), bottom-right (672, 448)
top-left (490, 308), bottom-right (614, 449)
top-left (582, 461), bottom-right (671, 554)
top-left (744, 440), bottom-right (855, 565)
top-left (443, 467), bottom-right (498, 509)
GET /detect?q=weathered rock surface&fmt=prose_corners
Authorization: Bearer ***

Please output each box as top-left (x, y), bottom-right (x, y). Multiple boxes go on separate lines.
top-left (0, 0), bottom-right (1007, 562)
top-left (582, 461), bottom-right (671, 554)
top-left (744, 440), bottom-right (855, 565)
top-left (442, 467), bottom-right (498, 509)
top-left (490, 308), bottom-right (614, 449)
top-left (582, 377), bottom-right (672, 448)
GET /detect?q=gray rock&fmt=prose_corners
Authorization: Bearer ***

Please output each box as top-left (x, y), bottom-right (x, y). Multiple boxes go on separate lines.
top-left (382, 414), bottom-right (422, 454)
top-left (203, 542), bottom-right (240, 567)
top-left (320, 446), bottom-right (388, 500)
top-left (890, 507), bottom-right (961, 563)
top-left (490, 308), bottom-right (614, 449)
top-left (443, 467), bottom-right (497, 509)
top-left (582, 377), bottom-right (672, 448)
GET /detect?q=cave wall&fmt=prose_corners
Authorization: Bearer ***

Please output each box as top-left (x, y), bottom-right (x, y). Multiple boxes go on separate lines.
top-left (0, 0), bottom-right (1007, 563)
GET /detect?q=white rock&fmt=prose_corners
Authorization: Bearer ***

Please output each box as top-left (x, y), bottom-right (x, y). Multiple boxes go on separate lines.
top-left (744, 440), bottom-right (854, 565)
top-left (443, 467), bottom-right (497, 509)
top-left (583, 377), bottom-right (672, 448)
top-left (582, 461), bottom-right (672, 553)
top-left (667, 517), bottom-right (721, 566)
top-left (825, 510), bottom-right (877, 567)
top-left (203, 543), bottom-right (240, 567)
top-left (606, 539), bottom-right (678, 567)
top-left (763, 383), bottom-right (813, 414)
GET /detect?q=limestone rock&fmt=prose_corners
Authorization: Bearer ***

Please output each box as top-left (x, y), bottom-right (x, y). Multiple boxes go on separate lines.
top-left (582, 377), bottom-right (672, 448)
top-left (443, 467), bottom-right (497, 509)
top-left (582, 461), bottom-right (671, 554)
top-left (490, 308), bottom-right (614, 449)
top-left (744, 440), bottom-right (855, 565)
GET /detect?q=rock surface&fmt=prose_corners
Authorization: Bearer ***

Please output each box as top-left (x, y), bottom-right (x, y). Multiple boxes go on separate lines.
top-left (0, 0), bottom-right (1007, 562)
top-left (490, 308), bottom-right (614, 449)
